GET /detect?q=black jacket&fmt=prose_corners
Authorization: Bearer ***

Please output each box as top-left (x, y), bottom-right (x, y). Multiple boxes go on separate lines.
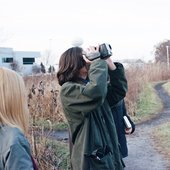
top-left (107, 62), bottom-right (135, 158)
top-left (110, 100), bottom-right (135, 158)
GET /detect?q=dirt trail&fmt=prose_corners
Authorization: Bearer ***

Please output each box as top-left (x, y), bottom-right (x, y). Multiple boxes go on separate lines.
top-left (123, 82), bottom-right (170, 170)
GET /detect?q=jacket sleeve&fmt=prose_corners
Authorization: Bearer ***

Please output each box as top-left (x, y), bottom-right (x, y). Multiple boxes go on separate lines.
top-left (60, 59), bottom-right (108, 113)
top-left (107, 62), bottom-right (128, 105)
top-left (5, 141), bottom-right (34, 170)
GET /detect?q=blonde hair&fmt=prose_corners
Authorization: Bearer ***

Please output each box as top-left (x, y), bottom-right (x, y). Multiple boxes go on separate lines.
top-left (0, 67), bottom-right (29, 134)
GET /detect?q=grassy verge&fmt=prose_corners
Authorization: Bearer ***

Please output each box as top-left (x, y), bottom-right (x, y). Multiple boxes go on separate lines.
top-left (152, 122), bottom-right (170, 162)
top-left (30, 120), bottom-right (70, 169)
top-left (155, 81), bottom-right (170, 162)
top-left (33, 137), bottom-right (70, 170)
top-left (162, 81), bottom-right (170, 95)
top-left (136, 81), bottom-right (170, 163)
top-left (32, 119), bottom-right (68, 131)
top-left (132, 83), bottom-right (163, 124)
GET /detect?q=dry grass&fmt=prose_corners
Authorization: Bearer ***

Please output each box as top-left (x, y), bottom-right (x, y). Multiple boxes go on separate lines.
top-left (125, 63), bottom-right (170, 116)
top-left (24, 73), bottom-right (70, 169)
top-left (24, 73), bottom-right (65, 123)
top-left (152, 122), bottom-right (170, 163)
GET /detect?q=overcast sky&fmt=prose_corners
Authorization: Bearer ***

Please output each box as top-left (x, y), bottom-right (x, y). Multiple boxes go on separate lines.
top-left (1, 0), bottom-right (170, 64)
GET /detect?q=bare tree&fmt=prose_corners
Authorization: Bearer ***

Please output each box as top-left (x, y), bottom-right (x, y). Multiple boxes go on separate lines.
top-left (154, 39), bottom-right (170, 63)
top-left (32, 64), bottom-right (41, 74)
top-left (48, 65), bottom-right (55, 73)
top-left (10, 60), bottom-right (20, 72)
top-left (40, 62), bottom-right (46, 73)
top-left (39, 49), bottom-right (51, 66)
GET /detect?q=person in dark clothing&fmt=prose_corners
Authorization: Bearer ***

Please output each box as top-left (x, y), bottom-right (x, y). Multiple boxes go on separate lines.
top-left (106, 62), bottom-right (135, 158)
top-left (57, 46), bottom-right (126, 170)
top-left (110, 99), bottom-right (135, 158)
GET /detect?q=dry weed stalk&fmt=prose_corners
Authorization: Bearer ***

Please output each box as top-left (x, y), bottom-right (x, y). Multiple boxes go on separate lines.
top-left (25, 74), bottom-right (68, 169)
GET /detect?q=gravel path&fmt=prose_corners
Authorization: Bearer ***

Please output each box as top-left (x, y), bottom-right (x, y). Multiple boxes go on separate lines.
top-left (123, 82), bottom-right (170, 170)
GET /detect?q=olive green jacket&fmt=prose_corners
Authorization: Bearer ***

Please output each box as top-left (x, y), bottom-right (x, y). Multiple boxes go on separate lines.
top-left (60, 59), bottom-right (124, 170)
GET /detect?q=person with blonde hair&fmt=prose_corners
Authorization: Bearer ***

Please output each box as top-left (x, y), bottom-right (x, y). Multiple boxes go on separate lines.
top-left (0, 67), bottom-right (37, 170)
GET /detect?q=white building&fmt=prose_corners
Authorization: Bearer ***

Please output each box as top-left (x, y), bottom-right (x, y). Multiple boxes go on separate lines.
top-left (0, 47), bottom-right (40, 75)
top-left (114, 59), bottom-right (145, 68)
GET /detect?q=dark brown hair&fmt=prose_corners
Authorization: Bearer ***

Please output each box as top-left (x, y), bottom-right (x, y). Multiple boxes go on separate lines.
top-left (57, 47), bottom-right (86, 86)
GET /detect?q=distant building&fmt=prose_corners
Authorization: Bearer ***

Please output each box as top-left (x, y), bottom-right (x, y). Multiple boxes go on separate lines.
top-left (0, 47), bottom-right (40, 75)
top-left (115, 59), bottom-right (145, 68)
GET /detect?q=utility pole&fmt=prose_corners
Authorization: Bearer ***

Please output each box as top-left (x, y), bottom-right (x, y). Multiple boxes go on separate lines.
top-left (166, 46), bottom-right (169, 69)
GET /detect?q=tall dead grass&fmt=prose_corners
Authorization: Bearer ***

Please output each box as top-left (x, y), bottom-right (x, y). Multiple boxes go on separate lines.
top-left (24, 74), bottom-right (69, 169)
top-left (125, 62), bottom-right (170, 115)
